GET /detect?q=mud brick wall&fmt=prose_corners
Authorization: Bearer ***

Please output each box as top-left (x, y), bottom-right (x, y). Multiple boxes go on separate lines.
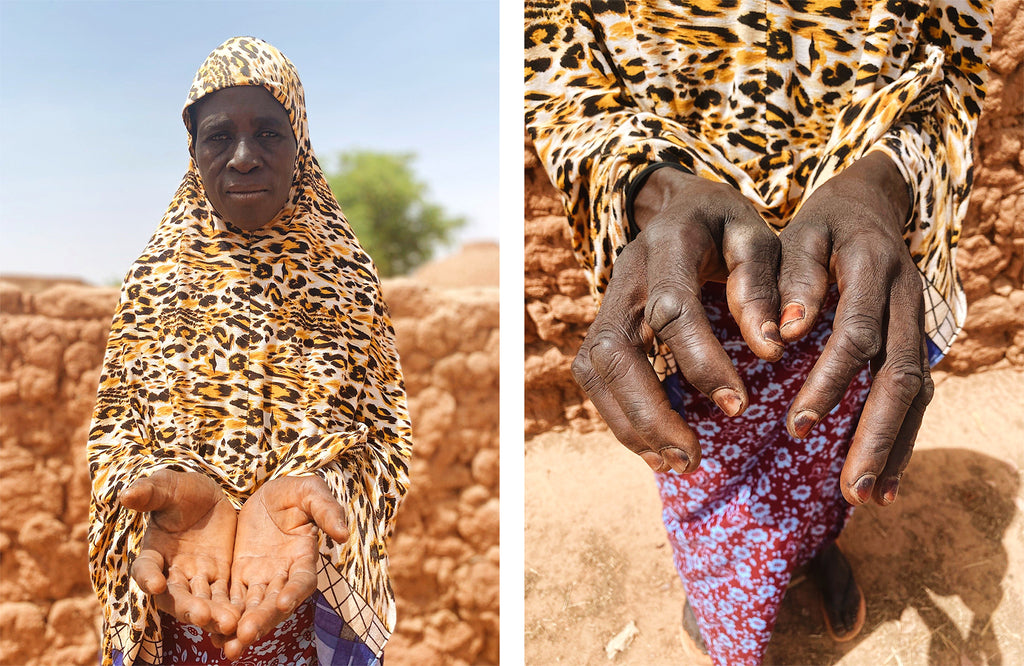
top-left (0, 278), bottom-right (499, 666)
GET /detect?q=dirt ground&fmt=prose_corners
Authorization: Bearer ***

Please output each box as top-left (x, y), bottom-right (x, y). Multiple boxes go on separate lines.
top-left (525, 367), bottom-right (1024, 666)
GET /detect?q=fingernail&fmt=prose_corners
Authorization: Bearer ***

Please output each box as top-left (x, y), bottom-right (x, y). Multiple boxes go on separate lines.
top-left (761, 321), bottom-right (783, 346)
top-left (184, 611), bottom-right (192, 624)
top-left (879, 477), bottom-right (900, 504)
top-left (792, 410), bottom-right (819, 439)
top-left (662, 447), bottom-right (691, 473)
top-left (640, 451), bottom-right (664, 472)
top-left (780, 302), bottom-right (805, 328)
top-left (711, 388), bottom-right (744, 417)
top-left (853, 474), bottom-right (876, 504)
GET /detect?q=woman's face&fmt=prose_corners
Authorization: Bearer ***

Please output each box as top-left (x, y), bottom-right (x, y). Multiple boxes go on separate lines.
top-left (191, 85), bottom-right (297, 231)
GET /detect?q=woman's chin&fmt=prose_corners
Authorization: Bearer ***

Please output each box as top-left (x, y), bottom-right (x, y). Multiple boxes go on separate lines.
top-left (220, 208), bottom-right (284, 231)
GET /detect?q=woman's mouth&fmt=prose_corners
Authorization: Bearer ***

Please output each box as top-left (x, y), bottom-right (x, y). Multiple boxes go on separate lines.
top-left (226, 188), bottom-right (269, 200)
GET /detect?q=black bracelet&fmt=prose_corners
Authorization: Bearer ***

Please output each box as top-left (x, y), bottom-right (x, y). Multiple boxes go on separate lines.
top-left (625, 162), bottom-right (693, 238)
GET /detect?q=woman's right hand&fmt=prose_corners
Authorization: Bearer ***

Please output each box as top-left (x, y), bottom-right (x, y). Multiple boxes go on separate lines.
top-left (220, 475), bottom-right (349, 660)
top-left (571, 167), bottom-right (784, 474)
top-left (119, 469), bottom-right (239, 637)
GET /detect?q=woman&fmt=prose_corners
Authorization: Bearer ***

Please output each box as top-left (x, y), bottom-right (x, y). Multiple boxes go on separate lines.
top-left (525, 0), bottom-right (992, 663)
top-left (88, 36), bottom-right (411, 666)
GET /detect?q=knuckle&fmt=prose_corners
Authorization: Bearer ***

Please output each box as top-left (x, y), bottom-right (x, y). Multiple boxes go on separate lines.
top-left (880, 361), bottom-right (923, 404)
top-left (570, 353), bottom-right (593, 388)
top-left (645, 289), bottom-right (699, 334)
top-left (919, 372), bottom-right (935, 406)
top-left (746, 216), bottom-right (780, 246)
top-left (835, 321), bottom-right (882, 363)
top-left (842, 241), bottom-right (904, 282)
top-left (838, 248), bottom-right (882, 279)
top-left (588, 333), bottom-right (632, 383)
top-left (781, 216), bottom-right (828, 243)
top-left (726, 216), bottom-right (774, 248)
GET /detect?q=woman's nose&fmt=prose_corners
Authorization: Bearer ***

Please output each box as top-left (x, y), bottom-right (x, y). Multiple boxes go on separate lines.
top-left (227, 137), bottom-right (259, 173)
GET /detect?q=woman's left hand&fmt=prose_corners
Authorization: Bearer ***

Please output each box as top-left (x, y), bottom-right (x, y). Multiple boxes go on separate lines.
top-left (777, 151), bottom-right (933, 507)
top-left (217, 475), bottom-right (349, 660)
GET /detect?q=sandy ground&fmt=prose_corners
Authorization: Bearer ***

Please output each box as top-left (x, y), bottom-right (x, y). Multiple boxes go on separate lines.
top-left (525, 367), bottom-right (1024, 665)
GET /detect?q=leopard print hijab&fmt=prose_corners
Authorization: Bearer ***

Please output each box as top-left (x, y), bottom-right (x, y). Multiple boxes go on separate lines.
top-left (88, 36), bottom-right (411, 665)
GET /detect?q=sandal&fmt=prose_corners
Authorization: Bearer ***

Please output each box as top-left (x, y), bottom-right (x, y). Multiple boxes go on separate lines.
top-left (810, 541), bottom-right (866, 642)
top-left (680, 597), bottom-right (713, 665)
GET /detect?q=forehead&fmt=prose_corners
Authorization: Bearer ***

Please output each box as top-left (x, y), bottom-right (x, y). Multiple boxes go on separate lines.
top-left (192, 85), bottom-right (291, 127)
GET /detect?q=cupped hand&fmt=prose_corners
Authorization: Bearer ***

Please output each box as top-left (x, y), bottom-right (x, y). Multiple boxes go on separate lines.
top-left (571, 167), bottom-right (784, 474)
top-left (119, 469), bottom-right (239, 636)
top-left (220, 475), bottom-right (349, 660)
top-left (778, 151), bottom-right (933, 506)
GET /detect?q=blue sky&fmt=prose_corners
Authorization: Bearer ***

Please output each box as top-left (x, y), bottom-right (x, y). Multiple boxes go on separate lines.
top-left (0, 0), bottom-right (498, 285)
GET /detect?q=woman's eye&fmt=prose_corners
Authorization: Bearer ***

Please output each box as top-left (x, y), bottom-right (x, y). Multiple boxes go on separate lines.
top-left (205, 132), bottom-right (230, 142)
top-left (259, 130), bottom-right (279, 138)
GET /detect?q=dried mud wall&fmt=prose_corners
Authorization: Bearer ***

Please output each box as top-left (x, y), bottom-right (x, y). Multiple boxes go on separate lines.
top-left (0, 279), bottom-right (499, 666)
top-left (525, 0), bottom-right (1024, 434)
top-left (384, 280), bottom-right (500, 666)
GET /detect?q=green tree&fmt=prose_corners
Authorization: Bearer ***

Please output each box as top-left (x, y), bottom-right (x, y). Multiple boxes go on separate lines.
top-left (325, 150), bottom-right (466, 277)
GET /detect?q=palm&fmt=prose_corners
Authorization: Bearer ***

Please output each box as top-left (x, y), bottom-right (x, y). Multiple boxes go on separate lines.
top-left (120, 469), bottom-right (238, 635)
top-left (222, 476), bottom-right (348, 660)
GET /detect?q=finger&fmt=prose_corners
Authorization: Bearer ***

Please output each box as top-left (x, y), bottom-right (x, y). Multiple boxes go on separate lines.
top-left (187, 575), bottom-right (232, 635)
top-left (229, 578), bottom-right (246, 611)
top-left (589, 328), bottom-right (704, 473)
top-left (118, 469), bottom-right (178, 513)
top-left (778, 218), bottom-right (831, 342)
top-left (721, 214), bottom-right (784, 361)
top-left (189, 575), bottom-right (212, 601)
top-left (130, 550), bottom-right (167, 595)
top-left (839, 273), bottom-right (924, 504)
top-left (237, 603), bottom-right (285, 645)
top-left (166, 567), bottom-right (211, 627)
top-left (866, 296), bottom-right (932, 505)
top-left (277, 565), bottom-right (317, 613)
top-left (300, 481), bottom-right (349, 543)
top-left (235, 577), bottom-right (287, 650)
top-left (209, 578), bottom-right (239, 636)
top-left (642, 225), bottom-right (748, 416)
top-left (872, 336), bottom-right (933, 506)
top-left (574, 243), bottom-right (703, 473)
top-left (222, 635), bottom-right (250, 661)
top-left (151, 591), bottom-right (178, 617)
top-left (787, 255), bottom-right (889, 439)
top-left (153, 588), bottom-right (210, 629)
top-left (572, 342), bottom-right (691, 472)
top-left (244, 581), bottom-right (266, 612)
top-left (226, 597), bottom-right (288, 660)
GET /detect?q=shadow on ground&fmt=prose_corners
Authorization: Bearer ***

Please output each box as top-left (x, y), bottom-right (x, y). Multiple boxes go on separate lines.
top-left (770, 448), bottom-right (1020, 665)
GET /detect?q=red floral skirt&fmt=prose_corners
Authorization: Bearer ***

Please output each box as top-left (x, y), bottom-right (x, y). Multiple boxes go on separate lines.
top-left (159, 597), bottom-right (317, 665)
top-left (655, 284), bottom-right (872, 665)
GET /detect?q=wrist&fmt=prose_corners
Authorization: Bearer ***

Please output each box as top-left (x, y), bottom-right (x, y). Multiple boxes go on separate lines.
top-left (632, 166), bottom-right (719, 233)
top-left (841, 152), bottom-right (912, 234)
